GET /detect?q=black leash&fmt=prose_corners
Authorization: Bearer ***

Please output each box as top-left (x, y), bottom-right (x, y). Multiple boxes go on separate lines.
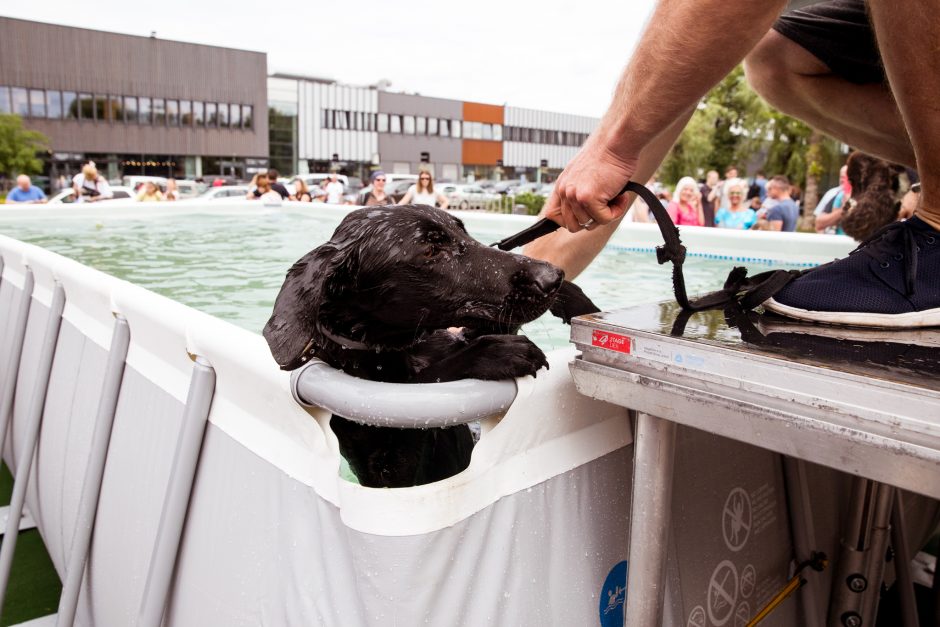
top-left (492, 181), bottom-right (805, 313)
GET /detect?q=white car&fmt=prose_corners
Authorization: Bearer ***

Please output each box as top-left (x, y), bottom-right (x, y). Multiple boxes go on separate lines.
top-left (193, 186), bottom-right (250, 200)
top-left (439, 184), bottom-right (501, 210)
top-left (47, 186), bottom-right (136, 204)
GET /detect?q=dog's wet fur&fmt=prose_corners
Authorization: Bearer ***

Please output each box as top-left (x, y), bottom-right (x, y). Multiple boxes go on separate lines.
top-left (840, 151), bottom-right (906, 241)
top-left (264, 204), bottom-right (597, 488)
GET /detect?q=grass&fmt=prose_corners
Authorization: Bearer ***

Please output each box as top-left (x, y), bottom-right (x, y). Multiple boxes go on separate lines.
top-left (0, 463), bottom-right (61, 626)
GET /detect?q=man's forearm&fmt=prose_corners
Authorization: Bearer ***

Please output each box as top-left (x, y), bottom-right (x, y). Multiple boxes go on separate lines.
top-left (597, 0), bottom-right (788, 157)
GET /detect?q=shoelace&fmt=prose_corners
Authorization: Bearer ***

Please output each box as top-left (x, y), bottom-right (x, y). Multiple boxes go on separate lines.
top-left (854, 218), bottom-right (930, 297)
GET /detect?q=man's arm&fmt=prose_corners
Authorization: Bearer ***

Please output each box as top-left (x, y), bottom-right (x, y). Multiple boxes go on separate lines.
top-left (541, 0), bottom-right (788, 234)
top-left (814, 205), bottom-right (844, 231)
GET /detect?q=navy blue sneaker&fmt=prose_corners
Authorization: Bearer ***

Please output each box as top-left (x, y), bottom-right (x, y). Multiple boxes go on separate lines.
top-left (764, 216), bottom-right (940, 327)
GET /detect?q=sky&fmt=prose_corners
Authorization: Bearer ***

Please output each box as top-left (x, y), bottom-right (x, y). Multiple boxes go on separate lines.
top-left (3, 1), bottom-right (656, 119)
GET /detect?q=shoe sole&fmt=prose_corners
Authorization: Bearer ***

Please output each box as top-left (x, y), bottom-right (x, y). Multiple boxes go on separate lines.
top-left (756, 317), bottom-right (940, 348)
top-left (763, 298), bottom-right (940, 328)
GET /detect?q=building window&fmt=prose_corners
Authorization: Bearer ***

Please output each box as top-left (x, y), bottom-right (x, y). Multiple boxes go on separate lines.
top-left (206, 102), bottom-right (217, 127)
top-left (124, 96), bottom-right (138, 123)
top-left (180, 100), bottom-right (192, 126)
top-left (0, 87), bottom-right (10, 114)
top-left (194, 101), bottom-right (205, 126)
top-left (416, 116), bottom-right (427, 134)
top-left (29, 89), bottom-right (46, 118)
top-left (153, 98), bottom-right (166, 125)
top-left (94, 95), bottom-right (107, 121)
top-left (452, 120), bottom-right (461, 138)
top-left (230, 103), bottom-right (241, 128)
top-left (63, 92), bottom-right (77, 119)
top-left (167, 100), bottom-right (179, 126)
top-left (403, 115), bottom-right (415, 134)
top-left (439, 119), bottom-right (449, 137)
top-left (46, 90), bottom-right (63, 119)
top-left (78, 93), bottom-right (94, 120)
top-left (11, 88), bottom-right (28, 116)
top-left (493, 124), bottom-right (502, 141)
top-left (377, 113), bottom-right (389, 132)
top-left (138, 96), bottom-right (151, 124)
top-left (390, 115), bottom-right (402, 134)
top-left (242, 104), bottom-right (253, 129)
top-left (428, 117), bottom-right (438, 135)
top-left (482, 123), bottom-right (493, 141)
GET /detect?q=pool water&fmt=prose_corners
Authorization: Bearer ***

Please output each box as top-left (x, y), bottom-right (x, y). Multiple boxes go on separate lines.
top-left (1, 212), bottom-right (800, 351)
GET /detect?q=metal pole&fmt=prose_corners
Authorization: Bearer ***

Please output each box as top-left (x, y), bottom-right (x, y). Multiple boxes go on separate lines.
top-left (889, 491), bottom-right (918, 627)
top-left (0, 282), bottom-right (65, 619)
top-left (828, 478), bottom-right (894, 627)
top-left (781, 457), bottom-right (825, 627)
top-left (0, 268), bottom-right (35, 455)
top-left (624, 412), bottom-right (677, 627)
top-left (56, 316), bottom-right (130, 627)
top-left (136, 356), bottom-right (215, 627)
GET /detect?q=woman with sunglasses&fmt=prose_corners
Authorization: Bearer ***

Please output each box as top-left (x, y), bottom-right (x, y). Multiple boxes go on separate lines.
top-left (714, 182), bottom-right (757, 229)
top-left (400, 170), bottom-right (449, 209)
top-left (361, 171), bottom-right (396, 206)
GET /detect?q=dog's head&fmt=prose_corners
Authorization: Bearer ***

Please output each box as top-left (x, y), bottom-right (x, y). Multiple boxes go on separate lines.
top-left (263, 204), bottom-right (564, 369)
top-left (841, 151), bottom-right (904, 241)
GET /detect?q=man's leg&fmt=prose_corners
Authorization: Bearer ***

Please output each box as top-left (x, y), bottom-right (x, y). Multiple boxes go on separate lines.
top-left (744, 30), bottom-right (915, 168)
top-left (867, 0), bottom-right (940, 231)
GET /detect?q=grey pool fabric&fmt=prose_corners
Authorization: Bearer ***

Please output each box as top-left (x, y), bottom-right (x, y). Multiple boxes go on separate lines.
top-left (0, 234), bottom-right (937, 626)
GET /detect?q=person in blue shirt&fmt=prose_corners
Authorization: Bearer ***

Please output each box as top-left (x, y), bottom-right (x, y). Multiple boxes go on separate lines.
top-left (6, 175), bottom-right (47, 204)
top-left (714, 183), bottom-right (757, 229)
top-left (764, 176), bottom-right (799, 232)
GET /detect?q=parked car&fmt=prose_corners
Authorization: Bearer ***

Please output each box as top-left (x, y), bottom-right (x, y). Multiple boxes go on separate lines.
top-left (174, 180), bottom-right (206, 199)
top-left (47, 186), bottom-right (136, 204)
top-left (193, 185), bottom-right (250, 200)
top-left (439, 184), bottom-right (501, 210)
top-left (492, 179), bottom-right (525, 195)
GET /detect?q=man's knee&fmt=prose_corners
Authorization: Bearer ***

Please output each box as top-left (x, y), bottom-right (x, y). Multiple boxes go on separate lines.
top-left (744, 30), bottom-right (828, 101)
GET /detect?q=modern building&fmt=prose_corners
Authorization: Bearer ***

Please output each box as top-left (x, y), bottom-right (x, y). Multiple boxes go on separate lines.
top-left (267, 74), bottom-right (599, 184)
top-left (0, 17), bottom-right (269, 183)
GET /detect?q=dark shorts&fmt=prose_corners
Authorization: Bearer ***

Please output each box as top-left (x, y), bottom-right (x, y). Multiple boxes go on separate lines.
top-left (773, 0), bottom-right (884, 84)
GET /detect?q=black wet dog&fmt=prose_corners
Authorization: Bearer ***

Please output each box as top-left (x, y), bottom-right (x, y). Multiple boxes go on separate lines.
top-left (264, 204), bottom-right (596, 488)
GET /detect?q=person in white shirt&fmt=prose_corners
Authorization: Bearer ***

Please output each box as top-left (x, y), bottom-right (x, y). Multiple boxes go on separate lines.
top-left (400, 170), bottom-right (449, 208)
top-left (324, 173), bottom-right (345, 204)
top-left (71, 162), bottom-right (113, 202)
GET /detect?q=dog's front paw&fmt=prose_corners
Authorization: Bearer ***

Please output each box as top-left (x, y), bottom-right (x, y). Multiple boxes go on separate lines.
top-left (470, 335), bottom-right (549, 379)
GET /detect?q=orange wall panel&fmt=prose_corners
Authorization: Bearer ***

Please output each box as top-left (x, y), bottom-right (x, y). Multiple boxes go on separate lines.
top-left (462, 101), bottom-right (504, 124)
top-left (462, 140), bottom-right (503, 165)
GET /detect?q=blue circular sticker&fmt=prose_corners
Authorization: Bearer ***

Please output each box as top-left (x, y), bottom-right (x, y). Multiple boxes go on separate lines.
top-left (599, 560), bottom-right (628, 626)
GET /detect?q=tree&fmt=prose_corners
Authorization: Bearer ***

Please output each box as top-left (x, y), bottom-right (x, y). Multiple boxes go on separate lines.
top-left (0, 113), bottom-right (50, 179)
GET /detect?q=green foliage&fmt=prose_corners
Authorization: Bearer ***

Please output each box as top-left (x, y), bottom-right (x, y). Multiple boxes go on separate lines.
top-left (0, 114), bottom-right (49, 178)
top-left (509, 192), bottom-right (546, 216)
top-left (659, 65), bottom-right (843, 190)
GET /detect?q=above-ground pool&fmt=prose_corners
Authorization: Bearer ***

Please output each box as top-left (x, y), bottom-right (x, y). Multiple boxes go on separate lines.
top-left (0, 202), bottom-right (851, 351)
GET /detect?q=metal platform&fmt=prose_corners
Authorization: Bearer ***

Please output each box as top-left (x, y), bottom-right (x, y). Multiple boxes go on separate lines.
top-left (569, 301), bottom-right (940, 627)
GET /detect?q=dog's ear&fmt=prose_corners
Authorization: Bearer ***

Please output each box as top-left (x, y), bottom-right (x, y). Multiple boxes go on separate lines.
top-left (263, 244), bottom-right (358, 370)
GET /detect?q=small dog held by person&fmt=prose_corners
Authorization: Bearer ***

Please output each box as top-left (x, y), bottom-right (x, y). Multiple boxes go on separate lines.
top-left (264, 204), bottom-right (597, 488)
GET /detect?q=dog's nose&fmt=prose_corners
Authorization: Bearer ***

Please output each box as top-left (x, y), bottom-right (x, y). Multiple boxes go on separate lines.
top-left (529, 262), bottom-right (564, 294)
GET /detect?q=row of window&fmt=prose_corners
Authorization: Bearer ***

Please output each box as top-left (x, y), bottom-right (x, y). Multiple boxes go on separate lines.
top-left (0, 86), bottom-right (254, 130)
top-left (319, 110), bottom-right (589, 146)
top-left (503, 126), bottom-right (589, 147)
top-left (320, 109), bottom-right (504, 141)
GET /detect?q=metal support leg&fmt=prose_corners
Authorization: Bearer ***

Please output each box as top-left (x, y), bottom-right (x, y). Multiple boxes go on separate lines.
top-left (889, 491), bottom-right (918, 627)
top-left (0, 269), bottom-right (35, 457)
top-left (56, 316), bottom-right (130, 627)
top-left (828, 478), bottom-right (894, 627)
top-left (0, 282), bottom-right (66, 619)
top-left (624, 412), bottom-right (677, 627)
top-left (782, 457), bottom-right (826, 627)
top-left (136, 356), bottom-right (215, 627)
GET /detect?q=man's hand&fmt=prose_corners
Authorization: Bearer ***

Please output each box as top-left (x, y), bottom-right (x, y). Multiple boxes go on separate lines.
top-left (542, 137), bottom-right (638, 233)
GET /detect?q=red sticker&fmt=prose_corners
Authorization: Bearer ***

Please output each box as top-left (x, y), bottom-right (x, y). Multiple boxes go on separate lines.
top-left (591, 329), bottom-right (632, 354)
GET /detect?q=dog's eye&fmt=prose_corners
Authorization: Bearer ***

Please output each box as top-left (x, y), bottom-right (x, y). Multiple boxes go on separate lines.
top-left (424, 245), bottom-right (441, 259)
